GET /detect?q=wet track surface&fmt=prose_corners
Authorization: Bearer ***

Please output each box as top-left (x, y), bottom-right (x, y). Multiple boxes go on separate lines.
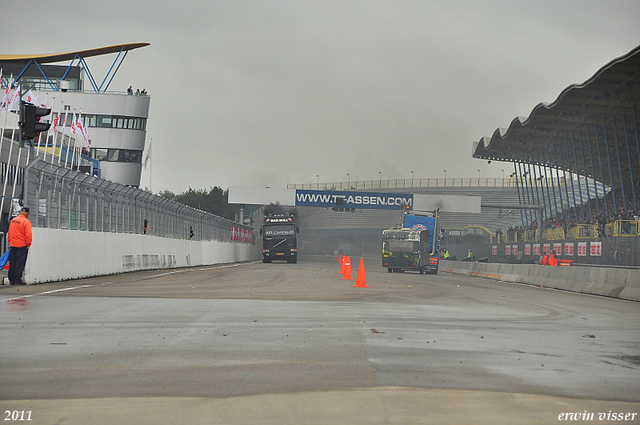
top-left (1, 255), bottom-right (639, 424)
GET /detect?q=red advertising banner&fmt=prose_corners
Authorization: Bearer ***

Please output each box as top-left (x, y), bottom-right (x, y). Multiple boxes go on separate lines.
top-left (524, 244), bottom-right (531, 256)
top-left (505, 245), bottom-right (511, 256)
top-left (492, 245), bottom-right (497, 256)
top-left (554, 242), bottom-right (563, 254)
top-left (512, 245), bottom-right (518, 256)
top-left (533, 244), bottom-right (541, 256)
top-left (543, 243), bottom-right (551, 255)
top-left (564, 243), bottom-right (574, 256)
top-left (578, 242), bottom-right (588, 256)
top-left (590, 241), bottom-right (602, 256)
top-left (231, 226), bottom-right (252, 242)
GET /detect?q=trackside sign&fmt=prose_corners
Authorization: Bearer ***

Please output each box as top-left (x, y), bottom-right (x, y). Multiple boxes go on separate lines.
top-left (295, 190), bottom-right (413, 210)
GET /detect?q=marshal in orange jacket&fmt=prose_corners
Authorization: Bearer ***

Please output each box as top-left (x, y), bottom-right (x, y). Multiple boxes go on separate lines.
top-left (8, 214), bottom-right (32, 248)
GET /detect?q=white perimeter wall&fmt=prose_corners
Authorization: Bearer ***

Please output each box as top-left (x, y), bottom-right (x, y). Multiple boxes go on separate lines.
top-left (23, 228), bottom-right (260, 284)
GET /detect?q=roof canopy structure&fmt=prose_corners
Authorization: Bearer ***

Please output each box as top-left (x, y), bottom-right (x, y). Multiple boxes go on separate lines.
top-left (472, 45), bottom-right (640, 214)
top-left (0, 43), bottom-right (149, 93)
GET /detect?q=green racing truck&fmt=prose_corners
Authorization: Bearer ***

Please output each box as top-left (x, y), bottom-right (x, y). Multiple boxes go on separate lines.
top-left (381, 213), bottom-right (440, 274)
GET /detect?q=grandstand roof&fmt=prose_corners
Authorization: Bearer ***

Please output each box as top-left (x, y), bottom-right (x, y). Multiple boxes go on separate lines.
top-left (0, 43), bottom-right (150, 64)
top-left (472, 45), bottom-right (640, 184)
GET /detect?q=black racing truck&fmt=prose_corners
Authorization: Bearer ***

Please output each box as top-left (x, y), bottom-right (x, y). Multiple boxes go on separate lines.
top-left (260, 212), bottom-right (299, 263)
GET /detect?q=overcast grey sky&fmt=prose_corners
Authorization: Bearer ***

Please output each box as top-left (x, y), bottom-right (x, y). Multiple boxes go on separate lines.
top-left (4, 0), bottom-right (640, 193)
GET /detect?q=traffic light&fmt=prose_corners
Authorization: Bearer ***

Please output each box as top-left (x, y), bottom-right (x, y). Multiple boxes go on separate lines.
top-left (21, 102), bottom-right (51, 141)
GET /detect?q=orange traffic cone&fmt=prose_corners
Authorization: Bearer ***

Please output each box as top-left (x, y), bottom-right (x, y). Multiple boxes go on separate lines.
top-left (353, 257), bottom-right (368, 288)
top-left (341, 256), bottom-right (352, 280)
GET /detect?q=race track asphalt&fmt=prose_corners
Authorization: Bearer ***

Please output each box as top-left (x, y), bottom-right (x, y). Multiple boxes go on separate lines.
top-left (1, 255), bottom-right (639, 424)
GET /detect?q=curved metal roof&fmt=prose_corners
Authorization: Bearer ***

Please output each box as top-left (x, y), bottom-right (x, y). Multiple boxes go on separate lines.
top-left (0, 43), bottom-right (149, 63)
top-left (472, 45), bottom-right (640, 187)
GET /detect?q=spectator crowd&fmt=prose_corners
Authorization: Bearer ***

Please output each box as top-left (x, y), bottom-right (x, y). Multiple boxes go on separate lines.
top-left (495, 187), bottom-right (640, 239)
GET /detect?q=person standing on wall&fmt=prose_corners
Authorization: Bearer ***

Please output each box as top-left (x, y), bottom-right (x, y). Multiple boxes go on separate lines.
top-left (8, 207), bottom-right (32, 285)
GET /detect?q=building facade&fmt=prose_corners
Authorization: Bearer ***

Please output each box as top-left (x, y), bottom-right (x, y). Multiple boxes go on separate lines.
top-left (0, 43), bottom-right (150, 188)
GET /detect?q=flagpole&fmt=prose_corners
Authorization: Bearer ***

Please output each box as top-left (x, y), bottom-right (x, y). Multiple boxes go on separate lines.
top-left (51, 101), bottom-right (62, 165)
top-left (44, 96), bottom-right (55, 163)
top-left (1, 85), bottom-right (20, 222)
top-left (150, 139), bottom-right (152, 193)
top-left (58, 109), bottom-right (67, 166)
top-left (147, 138), bottom-right (152, 193)
top-left (69, 110), bottom-right (78, 171)
top-left (35, 95), bottom-right (52, 158)
top-left (76, 109), bottom-right (81, 171)
top-left (0, 75), bottom-right (14, 222)
top-left (0, 97), bottom-right (9, 222)
top-left (10, 88), bottom-right (27, 205)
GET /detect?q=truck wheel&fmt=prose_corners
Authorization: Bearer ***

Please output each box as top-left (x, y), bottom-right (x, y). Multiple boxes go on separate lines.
top-left (388, 268), bottom-right (393, 273)
top-left (420, 267), bottom-right (425, 274)
top-left (262, 258), bottom-right (272, 263)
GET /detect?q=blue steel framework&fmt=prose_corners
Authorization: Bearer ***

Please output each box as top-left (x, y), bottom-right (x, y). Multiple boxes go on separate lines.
top-left (2, 43), bottom-right (149, 93)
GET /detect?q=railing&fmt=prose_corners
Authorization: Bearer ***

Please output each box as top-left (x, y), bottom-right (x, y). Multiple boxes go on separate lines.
top-left (605, 220), bottom-right (639, 237)
top-left (566, 224), bottom-right (598, 239)
top-left (542, 227), bottom-right (565, 241)
top-left (289, 177), bottom-right (522, 190)
top-left (490, 221), bottom-right (634, 242)
top-left (23, 158), bottom-right (253, 243)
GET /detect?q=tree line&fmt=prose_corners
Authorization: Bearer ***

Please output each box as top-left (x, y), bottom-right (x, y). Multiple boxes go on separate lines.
top-left (158, 187), bottom-right (240, 221)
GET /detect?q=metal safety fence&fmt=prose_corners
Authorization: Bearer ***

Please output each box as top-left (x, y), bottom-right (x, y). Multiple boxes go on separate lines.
top-left (23, 159), bottom-right (253, 242)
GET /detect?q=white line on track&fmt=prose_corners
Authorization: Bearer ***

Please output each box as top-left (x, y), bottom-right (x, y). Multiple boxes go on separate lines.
top-left (2, 261), bottom-right (260, 302)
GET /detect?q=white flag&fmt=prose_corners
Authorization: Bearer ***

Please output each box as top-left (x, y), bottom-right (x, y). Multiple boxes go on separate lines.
top-left (77, 112), bottom-right (91, 149)
top-left (52, 104), bottom-right (62, 134)
top-left (143, 140), bottom-right (152, 169)
top-left (0, 84), bottom-right (10, 113)
top-left (25, 90), bottom-right (38, 106)
top-left (71, 113), bottom-right (77, 135)
top-left (6, 86), bottom-right (20, 112)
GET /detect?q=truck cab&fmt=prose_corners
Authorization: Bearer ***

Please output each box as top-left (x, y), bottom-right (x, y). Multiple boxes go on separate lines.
top-left (261, 213), bottom-right (298, 263)
top-left (382, 228), bottom-right (439, 274)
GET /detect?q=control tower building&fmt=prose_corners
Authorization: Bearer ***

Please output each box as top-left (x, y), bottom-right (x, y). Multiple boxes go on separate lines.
top-left (0, 43), bottom-right (151, 187)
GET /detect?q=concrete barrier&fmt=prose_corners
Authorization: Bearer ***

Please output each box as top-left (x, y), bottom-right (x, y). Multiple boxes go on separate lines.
top-left (19, 228), bottom-right (260, 284)
top-left (440, 260), bottom-right (640, 302)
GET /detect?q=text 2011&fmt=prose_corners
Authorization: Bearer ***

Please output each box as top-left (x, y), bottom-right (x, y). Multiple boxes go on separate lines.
top-left (4, 411), bottom-right (32, 421)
